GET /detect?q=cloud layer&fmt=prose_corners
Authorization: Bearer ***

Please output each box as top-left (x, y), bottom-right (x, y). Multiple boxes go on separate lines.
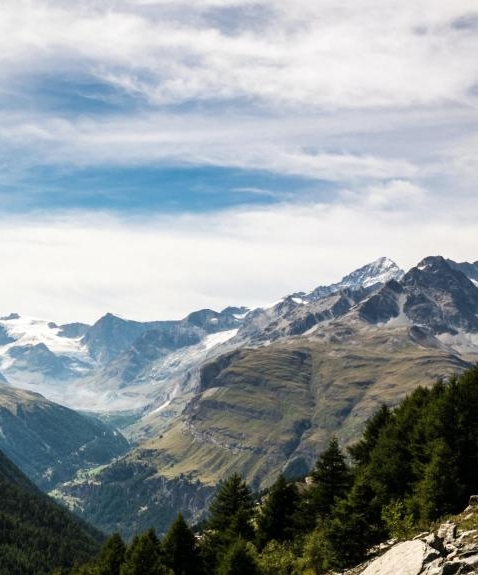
top-left (0, 0), bottom-right (476, 319)
top-left (1, 190), bottom-right (477, 323)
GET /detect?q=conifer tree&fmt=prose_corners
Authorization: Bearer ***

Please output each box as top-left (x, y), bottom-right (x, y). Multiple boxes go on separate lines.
top-left (120, 529), bottom-right (170, 575)
top-left (96, 532), bottom-right (126, 575)
top-left (216, 539), bottom-right (260, 575)
top-left (256, 474), bottom-right (299, 549)
top-left (309, 437), bottom-right (351, 518)
top-left (162, 513), bottom-right (202, 575)
top-left (348, 404), bottom-right (391, 465)
top-left (207, 474), bottom-right (254, 541)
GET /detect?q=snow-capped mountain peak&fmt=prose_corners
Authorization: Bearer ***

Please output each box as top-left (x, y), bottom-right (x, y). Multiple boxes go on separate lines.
top-left (307, 256), bottom-right (404, 301)
top-left (0, 314), bottom-right (89, 360)
top-left (337, 256), bottom-right (404, 290)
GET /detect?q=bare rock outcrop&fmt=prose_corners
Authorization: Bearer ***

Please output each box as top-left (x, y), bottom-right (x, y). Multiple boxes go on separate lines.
top-left (343, 496), bottom-right (478, 575)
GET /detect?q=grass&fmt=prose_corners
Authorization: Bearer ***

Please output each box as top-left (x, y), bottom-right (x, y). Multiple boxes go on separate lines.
top-left (134, 323), bottom-right (470, 489)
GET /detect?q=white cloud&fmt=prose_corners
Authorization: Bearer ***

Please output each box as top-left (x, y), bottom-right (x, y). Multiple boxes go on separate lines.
top-left (0, 111), bottom-right (420, 182)
top-left (0, 1), bottom-right (475, 193)
top-left (0, 0), bottom-right (476, 325)
top-left (0, 195), bottom-right (476, 323)
top-left (0, 1), bottom-right (477, 109)
top-left (343, 180), bottom-right (428, 210)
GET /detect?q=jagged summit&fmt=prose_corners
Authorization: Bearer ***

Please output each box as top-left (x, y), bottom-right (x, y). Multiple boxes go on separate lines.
top-left (307, 256), bottom-right (404, 301)
top-left (336, 256), bottom-right (403, 290)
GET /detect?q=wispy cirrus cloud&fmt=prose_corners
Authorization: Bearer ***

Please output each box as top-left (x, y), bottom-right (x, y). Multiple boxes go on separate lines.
top-left (1, 1), bottom-right (477, 109)
top-left (0, 0), bottom-right (476, 191)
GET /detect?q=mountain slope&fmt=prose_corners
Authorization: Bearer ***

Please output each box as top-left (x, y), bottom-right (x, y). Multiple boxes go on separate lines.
top-left (52, 255), bottom-right (478, 537)
top-left (0, 447), bottom-right (101, 575)
top-left (136, 324), bottom-right (470, 488)
top-left (56, 322), bottom-right (470, 537)
top-left (0, 383), bottom-right (129, 489)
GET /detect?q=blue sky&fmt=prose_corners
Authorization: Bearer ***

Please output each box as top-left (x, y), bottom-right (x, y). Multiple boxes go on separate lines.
top-left (0, 0), bottom-right (477, 322)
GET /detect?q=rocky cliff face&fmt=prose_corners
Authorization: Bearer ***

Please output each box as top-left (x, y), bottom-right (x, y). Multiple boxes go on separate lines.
top-left (358, 256), bottom-right (478, 335)
top-left (344, 497), bottom-right (478, 575)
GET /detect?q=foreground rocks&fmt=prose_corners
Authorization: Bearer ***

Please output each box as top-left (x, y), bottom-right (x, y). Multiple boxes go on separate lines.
top-left (343, 497), bottom-right (478, 575)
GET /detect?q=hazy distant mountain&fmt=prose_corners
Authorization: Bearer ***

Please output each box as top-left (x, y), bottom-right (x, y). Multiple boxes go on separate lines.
top-left (0, 383), bottom-right (129, 489)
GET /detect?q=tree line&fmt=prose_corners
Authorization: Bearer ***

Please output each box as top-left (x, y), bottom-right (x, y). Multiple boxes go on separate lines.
top-left (56, 364), bottom-right (478, 575)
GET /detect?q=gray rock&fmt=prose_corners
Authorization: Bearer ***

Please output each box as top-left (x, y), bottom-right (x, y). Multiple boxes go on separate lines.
top-left (461, 553), bottom-right (478, 568)
top-left (423, 547), bottom-right (443, 564)
top-left (421, 558), bottom-right (444, 575)
top-left (360, 540), bottom-right (427, 575)
top-left (438, 523), bottom-right (457, 544)
top-left (424, 533), bottom-right (446, 555)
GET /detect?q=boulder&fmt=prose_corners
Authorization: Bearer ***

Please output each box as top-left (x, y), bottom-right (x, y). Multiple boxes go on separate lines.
top-left (361, 540), bottom-right (428, 575)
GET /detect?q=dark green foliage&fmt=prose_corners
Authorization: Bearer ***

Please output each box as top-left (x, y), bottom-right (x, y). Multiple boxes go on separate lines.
top-left (96, 533), bottom-right (126, 575)
top-left (163, 513), bottom-right (202, 575)
top-left (348, 404), bottom-right (392, 466)
top-left (207, 474), bottom-right (254, 541)
top-left (309, 436), bottom-right (351, 517)
top-left (200, 474), bottom-right (255, 574)
top-left (256, 475), bottom-right (299, 549)
top-left (0, 449), bottom-right (101, 575)
top-left (324, 475), bottom-right (384, 567)
top-left (216, 539), bottom-right (260, 575)
top-left (61, 365), bottom-right (478, 575)
top-left (120, 529), bottom-right (170, 575)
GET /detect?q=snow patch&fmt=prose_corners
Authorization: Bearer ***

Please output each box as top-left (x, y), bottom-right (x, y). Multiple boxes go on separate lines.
top-left (233, 312), bottom-right (249, 320)
top-left (203, 329), bottom-right (238, 350)
top-left (0, 315), bottom-right (90, 361)
top-left (291, 297), bottom-right (308, 305)
top-left (260, 300), bottom-right (282, 311)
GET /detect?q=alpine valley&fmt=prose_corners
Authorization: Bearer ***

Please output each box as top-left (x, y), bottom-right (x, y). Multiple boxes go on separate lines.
top-left (2, 255), bottom-right (478, 538)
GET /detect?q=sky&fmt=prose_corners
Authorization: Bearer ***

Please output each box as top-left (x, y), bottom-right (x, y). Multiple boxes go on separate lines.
top-left (0, 0), bottom-right (477, 323)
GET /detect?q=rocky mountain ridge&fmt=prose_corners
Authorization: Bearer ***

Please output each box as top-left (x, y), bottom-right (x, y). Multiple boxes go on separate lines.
top-left (0, 257), bottom-right (405, 420)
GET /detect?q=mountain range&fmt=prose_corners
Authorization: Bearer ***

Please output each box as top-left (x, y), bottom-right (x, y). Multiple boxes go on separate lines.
top-left (1, 254), bottom-right (478, 537)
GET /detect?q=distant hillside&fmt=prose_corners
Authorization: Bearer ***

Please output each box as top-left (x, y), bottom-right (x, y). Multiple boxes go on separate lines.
top-left (0, 383), bottom-right (129, 489)
top-left (0, 448), bottom-right (101, 575)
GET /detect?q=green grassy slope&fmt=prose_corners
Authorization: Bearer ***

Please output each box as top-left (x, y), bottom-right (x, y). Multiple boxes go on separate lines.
top-left (138, 323), bottom-right (470, 488)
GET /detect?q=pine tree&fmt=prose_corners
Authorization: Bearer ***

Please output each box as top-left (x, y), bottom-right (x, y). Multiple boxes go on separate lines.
top-left (120, 529), bottom-right (170, 575)
top-left (348, 404), bottom-right (391, 465)
top-left (96, 532), bottom-right (126, 575)
top-left (256, 475), bottom-right (299, 549)
top-left (309, 437), bottom-right (351, 518)
top-left (216, 539), bottom-right (260, 575)
top-left (162, 513), bottom-right (202, 575)
top-left (207, 474), bottom-right (254, 541)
